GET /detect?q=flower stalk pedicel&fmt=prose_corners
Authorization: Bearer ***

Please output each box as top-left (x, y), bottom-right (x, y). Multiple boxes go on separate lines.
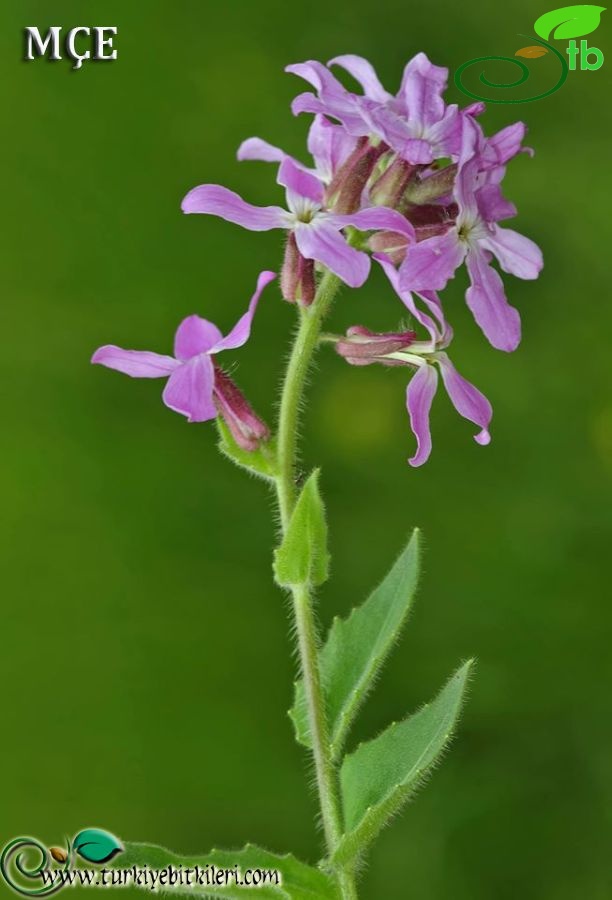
top-left (93, 52), bottom-right (543, 898)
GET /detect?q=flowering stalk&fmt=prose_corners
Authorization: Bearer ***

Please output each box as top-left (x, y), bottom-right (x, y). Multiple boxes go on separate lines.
top-left (274, 270), bottom-right (361, 899)
top-left (91, 50), bottom-right (543, 900)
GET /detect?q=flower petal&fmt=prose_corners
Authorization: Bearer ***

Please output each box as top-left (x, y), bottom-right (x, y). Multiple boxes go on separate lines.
top-left (277, 158), bottom-right (325, 206)
top-left (436, 352), bottom-right (492, 446)
top-left (328, 55), bottom-right (391, 103)
top-left (406, 364), bottom-right (438, 467)
top-left (237, 137), bottom-right (287, 163)
top-left (399, 53), bottom-right (448, 128)
top-left (162, 355), bottom-right (216, 422)
top-left (181, 185), bottom-right (287, 231)
top-left (211, 271), bottom-right (276, 353)
top-left (91, 346), bottom-right (178, 377)
top-left (399, 229), bottom-right (466, 292)
top-left (332, 207), bottom-right (416, 241)
top-left (307, 115), bottom-right (356, 182)
top-left (481, 226), bottom-right (543, 280)
top-left (294, 221), bottom-right (370, 287)
top-left (465, 246), bottom-right (521, 352)
top-left (482, 122), bottom-right (533, 169)
top-left (174, 316), bottom-right (222, 360)
top-left (476, 185), bottom-right (517, 223)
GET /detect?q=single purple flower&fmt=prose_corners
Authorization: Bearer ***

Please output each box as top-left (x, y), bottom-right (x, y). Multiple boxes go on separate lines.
top-left (286, 53), bottom-right (464, 166)
top-left (182, 158), bottom-right (414, 291)
top-left (335, 254), bottom-right (492, 466)
top-left (91, 271), bottom-right (276, 448)
top-left (399, 124), bottom-right (543, 352)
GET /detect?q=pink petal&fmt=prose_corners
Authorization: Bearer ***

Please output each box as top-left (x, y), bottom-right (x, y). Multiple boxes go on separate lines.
top-left (454, 157), bottom-right (480, 221)
top-left (237, 137), bottom-right (287, 163)
top-left (307, 116), bottom-right (356, 182)
top-left (400, 53), bottom-right (448, 128)
top-left (181, 185), bottom-right (287, 231)
top-left (332, 207), bottom-right (416, 241)
top-left (481, 226), bottom-right (543, 280)
top-left (437, 352), bottom-right (492, 446)
top-left (91, 346), bottom-right (178, 378)
top-left (476, 185), bottom-right (517, 223)
top-left (328, 55), bottom-right (391, 103)
top-left (465, 246), bottom-right (521, 352)
top-left (294, 221), bottom-right (370, 288)
top-left (399, 229), bottom-right (466, 292)
top-left (483, 122), bottom-right (533, 168)
top-left (406, 364), bottom-right (438, 467)
top-left (211, 270), bottom-right (276, 353)
top-left (174, 316), bottom-right (222, 360)
top-left (277, 158), bottom-right (324, 206)
top-left (162, 355), bottom-right (216, 423)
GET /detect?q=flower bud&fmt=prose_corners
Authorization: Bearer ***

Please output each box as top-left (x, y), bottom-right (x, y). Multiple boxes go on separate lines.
top-left (213, 367), bottom-right (270, 451)
top-left (402, 163), bottom-right (458, 206)
top-left (369, 157), bottom-right (418, 209)
top-left (281, 233), bottom-right (315, 306)
top-left (368, 230), bottom-right (409, 266)
top-left (325, 138), bottom-right (388, 215)
top-left (335, 326), bottom-right (417, 366)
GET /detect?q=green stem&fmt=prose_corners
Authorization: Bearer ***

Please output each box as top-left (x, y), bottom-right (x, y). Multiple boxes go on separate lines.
top-left (274, 271), bottom-right (358, 899)
top-left (276, 269), bottom-right (340, 532)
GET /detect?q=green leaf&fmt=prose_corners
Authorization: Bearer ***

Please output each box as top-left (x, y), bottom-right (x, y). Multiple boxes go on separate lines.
top-left (111, 842), bottom-right (340, 899)
top-left (534, 5), bottom-right (605, 40)
top-left (274, 471), bottom-right (329, 588)
top-left (333, 660), bottom-right (473, 866)
top-left (217, 420), bottom-right (278, 482)
top-left (290, 531), bottom-right (420, 757)
top-left (73, 828), bottom-right (123, 864)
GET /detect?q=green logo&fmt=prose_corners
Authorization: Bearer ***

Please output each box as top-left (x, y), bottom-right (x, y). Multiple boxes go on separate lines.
top-left (0, 829), bottom-right (123, 896)
top-left (455, 4), bottom-right (606, 103)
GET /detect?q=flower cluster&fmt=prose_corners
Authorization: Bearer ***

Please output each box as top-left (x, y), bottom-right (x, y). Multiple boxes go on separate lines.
top-left (93, 53), bottom-right (542, 466)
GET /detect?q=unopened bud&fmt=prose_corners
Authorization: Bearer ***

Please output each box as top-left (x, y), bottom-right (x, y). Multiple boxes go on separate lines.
top-left (368, 230), bottom-right (409, 266)
top-left (213, 367), bottom-right (270, 452)
top-left (402, 163), bottom-right (458, 206)
top-left (281, 233), bottom-right (316, 306)
top-left (335, 326), bottom-right (416, 366)
top-left (325, 138), bottom-right (388, 215)
top-left (369, 157), bottom-right (418, 209)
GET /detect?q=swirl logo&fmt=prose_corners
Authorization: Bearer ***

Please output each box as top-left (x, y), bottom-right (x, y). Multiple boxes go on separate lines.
top-left (0, 830), bottom-right (122, 896)
top-left (455, 4), bottom-right (606, 103)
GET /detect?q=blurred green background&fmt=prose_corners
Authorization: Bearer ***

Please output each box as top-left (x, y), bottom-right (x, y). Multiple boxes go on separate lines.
top-left (1, 1), bottom-right (611, 897)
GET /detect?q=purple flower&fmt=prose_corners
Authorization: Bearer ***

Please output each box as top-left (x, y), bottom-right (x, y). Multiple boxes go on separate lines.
top-left (399, 123), bottom-right (543, 352)
top-left (91, 271), bottom-right (276, 448)
top-left (182, 158), bottom-right (414, 291)
top-left (286, 53), bottom-right (464, 165)
top-left (335, 254), bottom-right (492, 466)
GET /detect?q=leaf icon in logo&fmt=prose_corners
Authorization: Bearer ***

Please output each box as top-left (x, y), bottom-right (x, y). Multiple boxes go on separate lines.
top-left (534, 5), bottom-right (606, 40)
top-left (73, 829), bottom-right (123, 864)
top-left (515, 45), bottom-right (550, 57)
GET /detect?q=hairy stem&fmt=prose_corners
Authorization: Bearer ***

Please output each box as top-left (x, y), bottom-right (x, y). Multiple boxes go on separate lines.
top-left (276, 269), bottom-right (340, 531)
top-left (274, 271), bottom-right (358, 899)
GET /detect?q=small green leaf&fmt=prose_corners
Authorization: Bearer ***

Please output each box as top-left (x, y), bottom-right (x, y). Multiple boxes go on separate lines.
top-left (274, 471), bottom-right (329, 588)
top-left (333, 660), bottom-right (473, 866)
top-left (534, 5), bottom-right (605, 40)
top-left (290, 531), bottom-right (420, 757)
top-left (73, 828), bottom-right (123, 864)
top-left (111, 842), bottom-right (340, 899)
top-left (217, 420), bottom-right (278, 482)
